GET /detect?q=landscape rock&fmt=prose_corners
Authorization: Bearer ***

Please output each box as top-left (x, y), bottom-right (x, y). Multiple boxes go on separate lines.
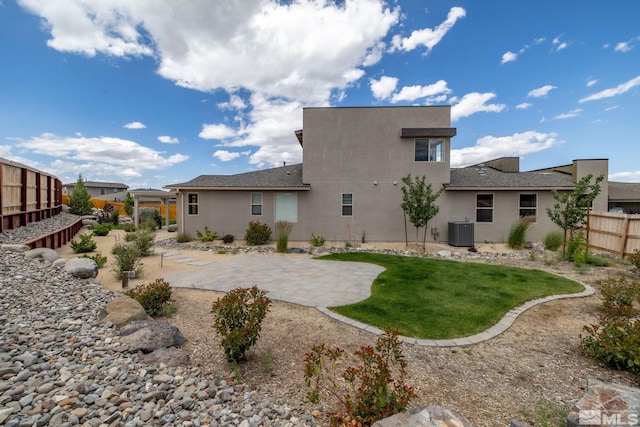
top-left (141, 347), bottom-right (191, 367)
top-left (436, 250), bottom-right (452, 258)
top-left (567, 378), bottom-right (640, 427)
top-left (64, 256), bottom-right (98, 279)
top-left (24, 247), bottom-right (60, 264)
top-left (373, 404), bottom-right (472, 427)
top-left (0, 244), bottom-right (29, 252)
top-left (119, 320), bottom-right (187, 352)
top-left (100, 296), bottom-right (151, 328)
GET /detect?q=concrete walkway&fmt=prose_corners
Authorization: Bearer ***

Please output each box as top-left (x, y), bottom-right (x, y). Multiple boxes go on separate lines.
top-left (159, 250), bottom-right (594, 347)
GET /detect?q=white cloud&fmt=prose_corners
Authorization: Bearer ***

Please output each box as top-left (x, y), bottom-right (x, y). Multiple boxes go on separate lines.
top-left (516, 103), bottom-right (532, 110)
top-left (451, 92), bottom-right (506, 122)
top-left (614, 37), bottom-right (639, 53)
top-left (124, 121), bottom-right (146, 129)
top-left (390, 6), bottom-right (465, 53)
top-left (390, 80), bottom-right (451, 103)
top-left (199, 123), bottom-right (236, 140)
top-left (14, 133), bottom-right (189, 178)
top-left (158, 135), bottom-right (179, 144)
top-left (587, 79), bottom-right (598, 87)
top-left (501, 51), bottom-right (517, 64)
top-left (370, 76), bottom-right (398, 100)
top-left (213, 150), bottom-right (243, 162)
top-left (218, 94), bottom-right (247, 111)
top-left (552, 35), bottom-right (568, 51)
top-left (553, 109), bottom-right (582, 120)
top-left (580, 74), bottom-right (640, 103)
top-left (527, 85), bottom-right (556, 98)
top-left (451, 131), bottom-right (561, 168)
top-left (609, 170), bottom-right (640, 182)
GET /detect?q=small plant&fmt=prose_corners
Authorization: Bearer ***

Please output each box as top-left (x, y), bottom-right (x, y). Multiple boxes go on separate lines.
top-left (130, 228), bottom-right (156, 257)
top-left (628, 249), bottom-right (640, 273)
top-left (597, 277), bottom-right (639, 317)
top-left (70, 233), bottom-right (97, 253)
top-left (218, 249), bottom-right (227, 254)
top-left (91, 223), bottom-right (111, 236)
top-left (143, 218), bottom-right (157, 231)
top-left (81, 252), bottom-right (107, 268)
top-left (309, 233), bottom-right (325, 247)
top-left (528, 251), bottom-right (538, 261)
top-left (121, 223), bottom-right (136, 232)
top-left (210, 285), bottom-right (272, 363)
top-left (304, 328), bottom-right (416, 426)
top-left (566, 231), bottom-right (586, 265)
top-left (580, 315), bottom-right (640, 374)
top-left (244, 221), bottom-right (272, 246)
top-left (526, 396), bottom-right (570, 427)
top-left (275, 221), bottom-right (293, 253)
top-left (543, 230), bottom-right (563, 252)
top-left (125, 278), bottom-right (173, 316)
top-left (585, 254), bottom-right (612, 267)
top-left (111, 241), bottom-right (144, 279)
top-left (196, 226), bottom-right (218, 242)
top-left (176, 233), bottom-right (191, 243)
top-left (507, 216), bottom-right (535, 249)
top-left (260, 347), bottom-right (274, 374)
top-left (110, 210), bottom-right (120, 226)
top-left (222, 234), bottom-right (235, 244)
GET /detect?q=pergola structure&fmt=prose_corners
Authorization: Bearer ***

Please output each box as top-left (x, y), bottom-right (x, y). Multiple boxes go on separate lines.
top-left (129, 189), bottom-right (177, 229)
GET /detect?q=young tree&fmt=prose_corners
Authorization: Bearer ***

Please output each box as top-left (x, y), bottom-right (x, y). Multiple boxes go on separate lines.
top-left (123, 192), bottom-right (134, 217)
top-left (400, 174), bottom-right (443, 248)
top-left (545, 174), bottom-right (604, 256)
top-left (68, 175), bottom-right (94, 215)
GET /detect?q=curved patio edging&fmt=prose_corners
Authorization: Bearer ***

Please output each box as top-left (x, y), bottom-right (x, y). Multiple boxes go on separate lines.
top-left (316, 282), bottom-right (595, 347)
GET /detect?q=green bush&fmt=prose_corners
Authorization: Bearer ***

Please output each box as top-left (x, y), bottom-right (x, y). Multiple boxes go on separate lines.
top-left (565, 231), bottom-right (586, 264)
top-left (81, 252), bottom-right (107, 268)
top-left (176, 233), bottom-right (192, 243)
top-left (543, 230), bottom-right (563, 251)
top-left (598, 277), bottom-right (639, 316)
top-left (143, 218), bottom-right (157, 231)
top-left (244, 221), bottom-right (271, 246)
top-left (125, 278), bottom-right (173, 316)
top-left (91, 223), bottom-right (111, 236)
top-left (507, 216), bottom-right (535, 249)
top-left (210, 286), bottom-right (272, 362)
top-left (580, 315), bottom-right (640, 374)
top-left (110, 210), bottom-right (119, 226)
top-left (304, 328), bottom-right (416, 426)
top-left (111, 241), bottom-right (144, 279)
top-left (121, 223), bottom-right (136, 232)
top-left (70, 233), bottom-right (97, 253)
top-left (309, 233), bottom-right (326, 247)
top-left (129, 228), bottom-right (156, 257)
top-left (222, 234), bottom-right (235, 244)
top-left (275, 221), bottom-right (293, 253)
top-left (628, 249), bottom-right (640, 273)
top-left (196, 226), bottom-right (218, 242)
top-left (585, 254), bottom-right (612, 267)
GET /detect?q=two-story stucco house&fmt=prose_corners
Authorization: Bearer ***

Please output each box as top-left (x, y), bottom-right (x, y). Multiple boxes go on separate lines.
top-left (165, 106), bottom-right (609, 245)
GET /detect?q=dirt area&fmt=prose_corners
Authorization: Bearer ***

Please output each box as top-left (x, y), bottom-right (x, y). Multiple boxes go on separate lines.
top-left (56, 229), bottom-right (640, 426)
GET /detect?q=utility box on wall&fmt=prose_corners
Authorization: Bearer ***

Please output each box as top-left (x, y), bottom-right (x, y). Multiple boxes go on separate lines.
top-left (448, 221), bottom-right (474, 247)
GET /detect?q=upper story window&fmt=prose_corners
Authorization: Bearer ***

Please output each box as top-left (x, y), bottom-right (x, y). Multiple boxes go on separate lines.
top-left (476, 194), bottom-right (493, 223)
top-left (187, 193), bottom-right (198, 215)
top-left (519, 194), bottom-right (537, 219)
top-left (342, 193), bottom-right (353, 216)
top-left (251, 193), bottom-right (262, 216)
top-left (415, 139), bottom-right (444, 162)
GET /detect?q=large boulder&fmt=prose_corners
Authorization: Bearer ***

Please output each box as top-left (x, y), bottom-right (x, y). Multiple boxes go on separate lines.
top-left (100, 296), bottom-right (151, 328)
top-left (140, 347), bottom-right (191, 367)
top-left (118, 320), bottom-right (186, 353)
top-left (24, 248), bottom-right (60, 264)
top-left (64, 257), bottom-right (98, 279)
top-left (373, 405), bottom-right (472, 427)
top-left (567, 379), bottom-right (640, 427)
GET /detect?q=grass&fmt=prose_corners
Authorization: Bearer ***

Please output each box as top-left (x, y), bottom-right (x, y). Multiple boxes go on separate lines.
top-left (319, 253), bottom-right (584, 339)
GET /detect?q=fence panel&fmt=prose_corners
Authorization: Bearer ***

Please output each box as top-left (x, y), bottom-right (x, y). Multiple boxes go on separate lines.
top-left (588, 211), bottom-right (640, 258)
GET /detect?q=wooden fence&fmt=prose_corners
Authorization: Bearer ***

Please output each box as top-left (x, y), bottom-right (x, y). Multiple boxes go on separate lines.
top-left (587, 211), bottom-right (640, 258)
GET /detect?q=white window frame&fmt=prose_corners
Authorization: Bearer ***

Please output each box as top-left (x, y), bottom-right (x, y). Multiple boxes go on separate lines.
top-left (415, 138), bottom-right (445, 162)
top-left (187, 192), bottom-right (199, 216)
top-left (251, 193), bottom-right (263, 216)
top-left (476, 193), bottom-right (494, 223)
top-left (519, 193), bottom-right (537, 220)
top-left (342, 193), bottom-right (353, 216)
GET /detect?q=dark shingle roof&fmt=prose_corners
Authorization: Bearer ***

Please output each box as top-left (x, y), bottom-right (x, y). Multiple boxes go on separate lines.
top-left (166, 164), bottom-right (309, 190)
top-left (447, 166), bottom-right (575, 189)
top-left (609, 181), bottom-right (640, 201)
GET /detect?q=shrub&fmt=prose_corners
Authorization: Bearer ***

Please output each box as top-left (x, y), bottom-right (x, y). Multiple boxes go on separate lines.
top-left (81, 252), bottom-right (107, 268)
top-left (580, 315), bottom-right (640, 374)
top-left (244, 221), bottom-right (271, 246)
top-left (628, 249), bottom-right (640, 273)
top-left (597, 277), bottom-right (639, 316)
top-left (176, 233), bottom-right (192, 243)
top-left (275, 221), bottom-right (293, 253)
top-left (585, 254), bottom-right (612, 267)
top-left (111, 241), bottom-right (144, 279)
top-left (70, 233), bottom-right (97, 253)
top-left (507, 216), bottom-right (535, 249)
top-left (210, 286), bottom-right (272, 363)
top-left (110, 210), bottom-right (120, 226)
top-left (125, 278), bottom-right (173, 316)
top-left (121, 223), bottom-right (136, 232)
top-left (143, 218), bottom-right (157, 231)
top-left (543, 230), bottom-right (563, 252)
top-left (130, 228), bottom-right (156, 257)
top-left (222, 234), bottom-right (235, 244)
top-left (309, 233), bottom-right (325, 247)
top-left (564, 231), bottom-right (586, 264)
top-left (68, 175), bottom-right (94, 215)
top-left (304, 328), bottom-right (416, 426)
top-left (91, 223), bottom-right (111, 236)
top-left (196, 226), bottom-right (218, 242)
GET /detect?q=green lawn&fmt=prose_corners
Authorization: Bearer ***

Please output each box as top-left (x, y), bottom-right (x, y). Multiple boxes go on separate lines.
top-left (319, 253), bottom-right (584, 339)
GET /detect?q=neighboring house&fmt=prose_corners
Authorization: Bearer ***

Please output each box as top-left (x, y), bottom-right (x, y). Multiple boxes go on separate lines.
top-left (165, 106), bottom-right (615, 245)
top-left (608, 182), bottom-right (640, 214)
top-left (63, 181), bottom-right (129, 199)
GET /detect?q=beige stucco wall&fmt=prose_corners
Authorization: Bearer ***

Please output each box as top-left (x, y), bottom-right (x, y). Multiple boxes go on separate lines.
top-left (573, 159), bottom-right (609, 212)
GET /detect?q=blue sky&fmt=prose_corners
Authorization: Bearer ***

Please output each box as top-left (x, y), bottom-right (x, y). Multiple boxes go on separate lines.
top-left (1, 1), bottom-right (639, 188)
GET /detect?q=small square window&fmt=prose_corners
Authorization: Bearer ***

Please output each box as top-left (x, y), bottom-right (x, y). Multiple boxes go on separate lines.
top-left (415, 139), bottom-right (445, 162)
top-left (342, 193), bottom-right (353, 216)
top-left (251, 193), bottom-right (262, 216)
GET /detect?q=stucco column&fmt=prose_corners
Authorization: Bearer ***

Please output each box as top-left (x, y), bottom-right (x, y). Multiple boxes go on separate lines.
top-left (133, 196), bottom-right (139, 228)
top-left (164, 198), bottom-right (170, 229)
